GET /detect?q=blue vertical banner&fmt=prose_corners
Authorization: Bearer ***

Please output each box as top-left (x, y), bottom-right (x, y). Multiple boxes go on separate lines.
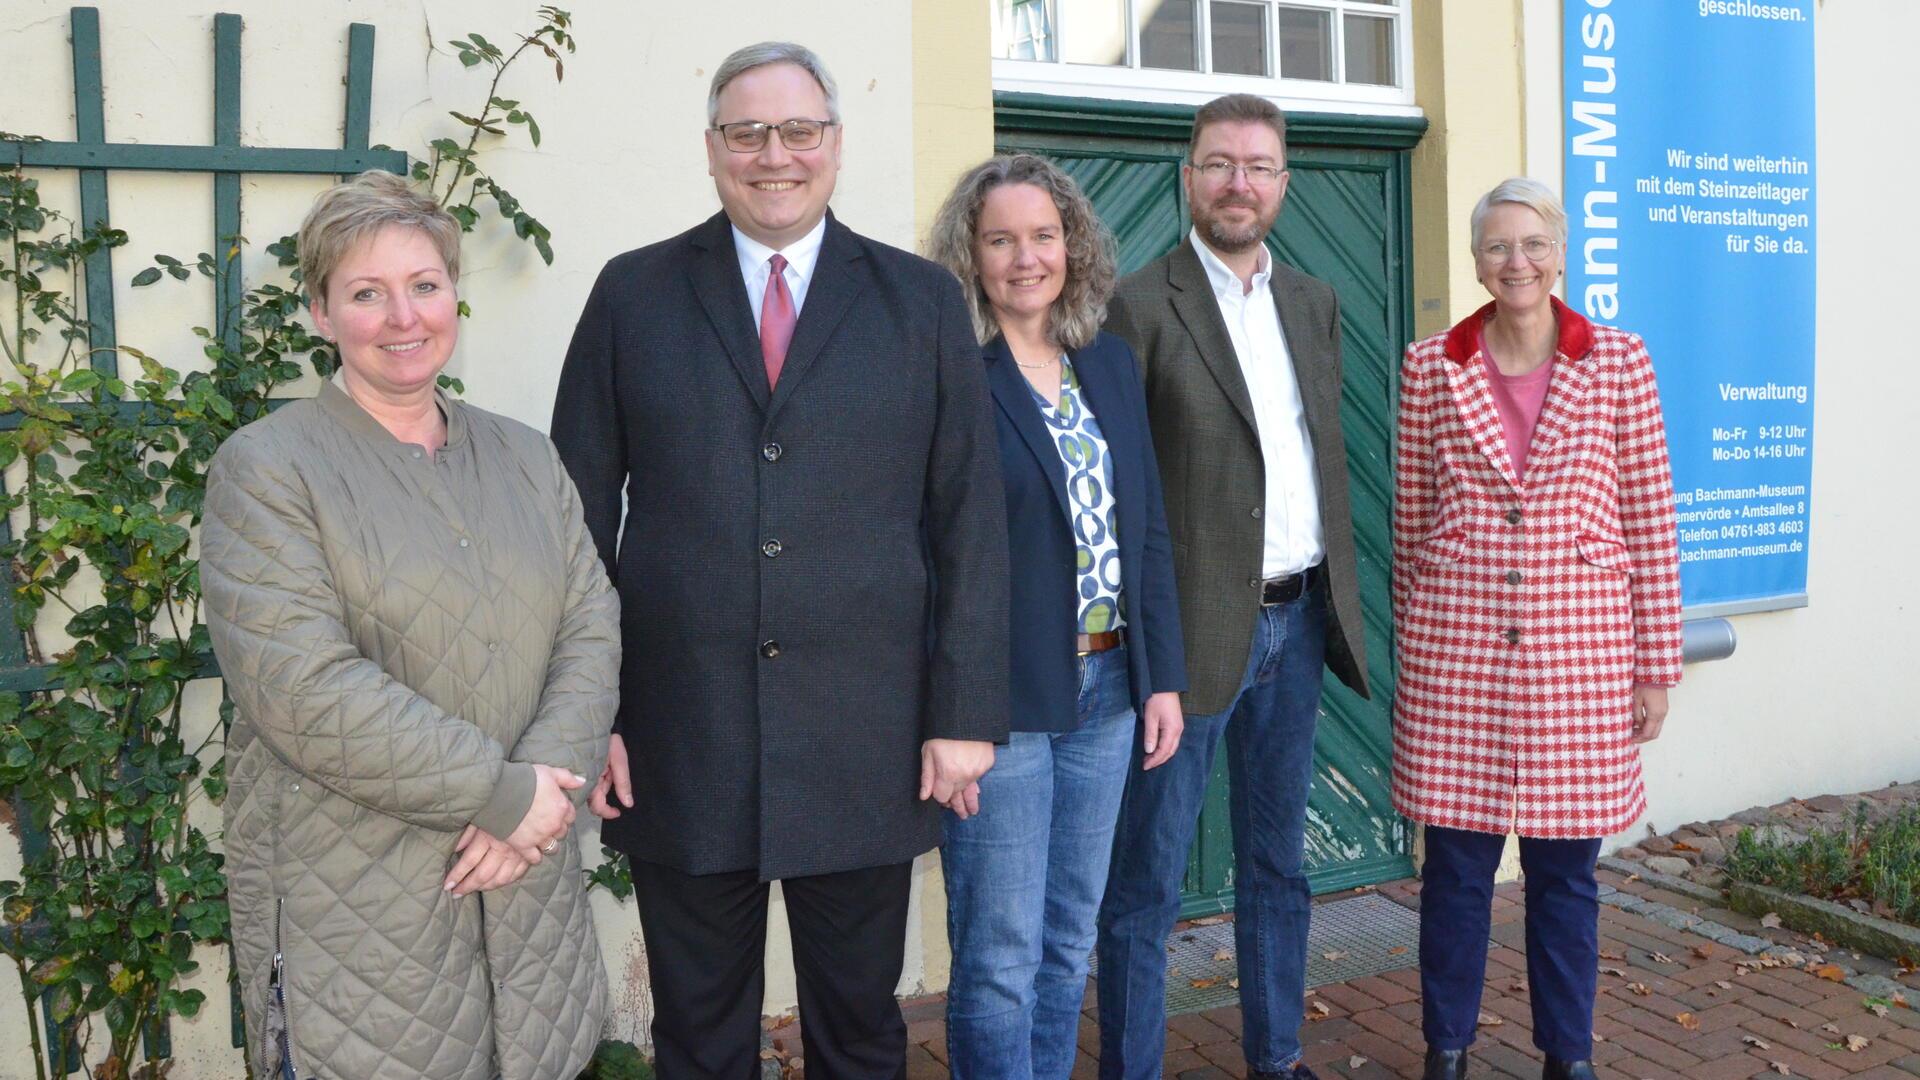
top-left (1564, 0), bottom-right (1816, 614)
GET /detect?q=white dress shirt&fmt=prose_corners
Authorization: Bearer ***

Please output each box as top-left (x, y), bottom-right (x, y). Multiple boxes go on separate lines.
top-left (1189, 228), bottom-right (1325, 578)
top-left (733, 216), bottom-right (827, 326)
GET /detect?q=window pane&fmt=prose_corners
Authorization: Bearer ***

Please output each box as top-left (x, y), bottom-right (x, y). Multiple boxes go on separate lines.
top-left (1343, 13), bottom-right (1396, 85)
top-left (1060, 0), bottom-right (1129, 66)
top-left (1210, 1), bottom-right (1268, 77)
top-left (1138, 0), bottom-right (1199, 72)
top-left (993, 0), bottom-right (1057, 61)
top-left (1275, 6), bottom-right (1332, 82)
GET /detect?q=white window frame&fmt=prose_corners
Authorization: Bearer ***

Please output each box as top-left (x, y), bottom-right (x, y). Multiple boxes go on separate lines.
top-left (992, 0), bottom-right (1419, 117)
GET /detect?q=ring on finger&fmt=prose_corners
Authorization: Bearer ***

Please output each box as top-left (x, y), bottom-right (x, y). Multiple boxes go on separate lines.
top-left (542, 838), bottom-right (559, 854)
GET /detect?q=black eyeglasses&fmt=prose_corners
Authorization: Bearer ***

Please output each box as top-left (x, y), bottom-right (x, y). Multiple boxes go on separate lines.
top-left (711, 119), bottom-right (839, 153)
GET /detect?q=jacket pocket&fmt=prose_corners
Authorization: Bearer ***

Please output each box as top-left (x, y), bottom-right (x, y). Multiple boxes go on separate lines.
top-left (1413, 531), bottom-right (1469, 570)
top-left (1577, 536), bottom-right (1633, 574)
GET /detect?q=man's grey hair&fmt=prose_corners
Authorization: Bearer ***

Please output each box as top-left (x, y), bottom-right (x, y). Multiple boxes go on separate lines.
top-left (707, 42), bottom-right (841, 124)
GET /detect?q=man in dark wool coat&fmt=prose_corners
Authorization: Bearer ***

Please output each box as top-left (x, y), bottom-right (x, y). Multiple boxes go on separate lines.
top-left (550, 40), bottom-right (1010, 1080)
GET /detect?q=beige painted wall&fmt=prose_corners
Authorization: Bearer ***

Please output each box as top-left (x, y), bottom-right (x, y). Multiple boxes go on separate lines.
top-left (0, 0), bottom-right (991, 1072)
top-left (1514, 0), bottom-right (1920, 847)
top-left (1410, 0), bottom-right (1529, 339)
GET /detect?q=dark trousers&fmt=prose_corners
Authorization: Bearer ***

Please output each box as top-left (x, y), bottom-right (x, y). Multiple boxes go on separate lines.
top-left (1419, 826), bottom-right (1602, 1061)
top-left (629, 857), bottom-right (914, 1080)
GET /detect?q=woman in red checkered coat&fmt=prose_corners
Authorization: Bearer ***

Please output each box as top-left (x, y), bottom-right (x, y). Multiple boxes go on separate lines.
top-left (1392, 178), bottom-right (1682, 1080)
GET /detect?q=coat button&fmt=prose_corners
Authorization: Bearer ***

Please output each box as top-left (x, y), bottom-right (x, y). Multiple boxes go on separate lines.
top-left (762, 443), bottom-right (782, 462)
top-left (1250, 506), bottom-right (1262, 519)
top-left (1506, 570), bottom-right (1523, 585)
top-left (486, 641), bottom-right (497, 653)
top-left (1248, 576), bottom-right (1261, 589)
top-left (411, 449), bottom-right (423, 460)
top-left (762, 539), bottom-right (783, 558)
top-left (1504, 627), bottom-right (1521, 644)
top-left (458, 537), bottom-right (470, 548)
top-left (1506, 508), bottom-right (1522, 525)
top-left (760, 640), bottom-right (781, 659)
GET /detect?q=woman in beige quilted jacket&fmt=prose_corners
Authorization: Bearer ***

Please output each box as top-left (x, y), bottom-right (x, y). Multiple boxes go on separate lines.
top-left (202, 170), bottom-right (621, 1080)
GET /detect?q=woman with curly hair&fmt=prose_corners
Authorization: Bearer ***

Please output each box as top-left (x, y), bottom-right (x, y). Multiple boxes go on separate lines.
top-left (925, 154), bottom-right (1188, 1079)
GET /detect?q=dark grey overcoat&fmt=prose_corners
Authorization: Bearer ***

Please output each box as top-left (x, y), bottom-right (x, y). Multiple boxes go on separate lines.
top-left (1105, 241), bottom-right (1370, 716)
top-left (550, 211), bottom-right (1010, 881)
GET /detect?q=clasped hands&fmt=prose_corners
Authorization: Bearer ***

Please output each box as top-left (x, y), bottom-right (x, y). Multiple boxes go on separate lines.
top-left (443, 763), bottom-right (586, 896)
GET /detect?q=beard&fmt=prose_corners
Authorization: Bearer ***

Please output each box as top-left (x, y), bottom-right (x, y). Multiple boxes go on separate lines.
top-left (1195, 200), bottom-right (1276, 254)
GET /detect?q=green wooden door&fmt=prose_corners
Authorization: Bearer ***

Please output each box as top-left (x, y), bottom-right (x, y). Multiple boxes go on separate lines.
top-left (995, 95), bottom-right (1425, 914)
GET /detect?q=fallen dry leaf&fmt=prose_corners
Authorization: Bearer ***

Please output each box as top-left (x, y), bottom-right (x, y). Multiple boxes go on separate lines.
top-left (1623, 873), bottom-right (1641, 884)
top-left (1307, 1000), bottom-right (1331, 1019)
top-left (1322, 950), bottom-right (1349, 962)
top-left (1600, 948), bottom-right (1627, 961)
top-left (1692, 944), bottom-right (1715, 960)
top-left (1761, 912), bottom-right (1784, 929)
top-left (1716, 980), bottom-right (1733, 989)
top-left (1846, 1034), bottom-right (1870, 1052)
top-left (1652, 951), bottom-right (1675, 964)
top-left (1190, 977), bottom-right (1220, 989)
top-left (1814, 964), bottom-right (1846, 983)
top-left (1894, 991), bottom-right (1911, 1009)
top-left (1348, 1055), bottom-right (1369, 1069)
top-left (1625, 982), bottom-right (1651, 996)
top-left (1673, 840), bottom-right (1699, 852)
top-left (1477, 1010), bottom-right (1503, 1027)
top-left (1388, 945), bottom-right (1409, 955)
top-left (1769, 1062), bottom-right (1790, 1075)
top-left (1820, 1023), bottom-right (1840, 1034)
top-left (1743, 1035), bottom-right (1771, 1050)
top-left (1213, 948), bottom-right (1232, 962)
top-left (1191, 915), bottom-right (1227, 926)
top-left (1599, 965), bottom-right (1628, 977)
top-left (1869, 1003), bottom-right (1890, 1019)
top-left (1592, 1032), bottom-right (1606, 1043)
top-left (1675, 1011), bottom-right (1701, 1031)
top-left (1507, 978), bottom-right (1529, 993)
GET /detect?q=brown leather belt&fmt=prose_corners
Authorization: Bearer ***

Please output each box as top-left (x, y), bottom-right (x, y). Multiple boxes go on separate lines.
top-left (1075, 629), bottom-right (1123, 656)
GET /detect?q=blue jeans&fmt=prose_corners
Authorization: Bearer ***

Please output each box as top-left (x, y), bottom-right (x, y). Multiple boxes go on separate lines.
top-left (1420, 826), bottom-right (1602, 1061)
top-left (1097, 578), bottom-right (1327, 1077)
top-left (942, 644), bottom-right (1137, 1080)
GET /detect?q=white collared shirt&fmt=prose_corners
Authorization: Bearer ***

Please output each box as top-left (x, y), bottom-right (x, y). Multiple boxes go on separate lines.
top-left (733, 216), bottom-right (827, 327)
top-left (1189, 227), bottom-right (1324, 577)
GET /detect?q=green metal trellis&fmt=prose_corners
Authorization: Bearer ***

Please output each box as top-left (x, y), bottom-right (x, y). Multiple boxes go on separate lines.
top-left (1, 7), bottom-right (406, 1069)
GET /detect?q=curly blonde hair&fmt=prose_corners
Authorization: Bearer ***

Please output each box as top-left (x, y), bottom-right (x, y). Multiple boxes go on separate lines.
top-left (925, 154), bottom-right (1117, 350)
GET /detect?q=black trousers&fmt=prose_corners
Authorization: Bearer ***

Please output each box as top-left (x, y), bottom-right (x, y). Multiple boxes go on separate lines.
top-left (629, 857), bottom-right (914, 1080)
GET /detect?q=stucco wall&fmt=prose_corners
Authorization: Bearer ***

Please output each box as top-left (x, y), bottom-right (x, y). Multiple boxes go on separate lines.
top-left (1516, 0), bottom-right (1920, 845)
top-left (0, 1), bottom-right (990, 1073)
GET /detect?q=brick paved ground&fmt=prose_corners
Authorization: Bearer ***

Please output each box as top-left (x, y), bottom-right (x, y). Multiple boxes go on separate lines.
top-left (763, 867), bottom-right (1920, 1079)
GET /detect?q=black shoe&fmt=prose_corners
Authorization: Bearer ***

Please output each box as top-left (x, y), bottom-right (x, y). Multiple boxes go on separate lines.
top-left (1250, 1067), bottom-right (1320, 1080)
top-left (1423, 1047), bottom-right (1468, 1080)
top-left (1543, 1059), bottom-right (1598, 1080)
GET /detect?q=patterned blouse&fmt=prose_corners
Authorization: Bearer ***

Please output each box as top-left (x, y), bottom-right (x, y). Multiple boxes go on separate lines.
top-left (1028, 356), bottom-right (1127, 634)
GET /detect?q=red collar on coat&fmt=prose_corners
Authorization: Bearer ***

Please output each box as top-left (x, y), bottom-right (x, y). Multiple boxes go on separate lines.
top-left (1443, 295), bottom-right (1593, 365)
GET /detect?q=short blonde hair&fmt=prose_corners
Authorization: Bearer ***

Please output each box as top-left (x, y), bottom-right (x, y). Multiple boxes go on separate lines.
top-left (298, 170), bottom-right (461, 304)
top-left (1468, 177), bottom-right (1568, 253)
top-left (925, 154), bottom-right (1117, 350)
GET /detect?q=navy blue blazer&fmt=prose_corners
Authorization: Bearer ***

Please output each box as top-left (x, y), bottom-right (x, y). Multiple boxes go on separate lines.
top-left (987, 331), bottom-right (1187, 733)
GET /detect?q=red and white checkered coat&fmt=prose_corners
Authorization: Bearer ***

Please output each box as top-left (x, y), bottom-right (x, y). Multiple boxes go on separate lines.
top-left (1390, 299), bottom-right (1683, 839)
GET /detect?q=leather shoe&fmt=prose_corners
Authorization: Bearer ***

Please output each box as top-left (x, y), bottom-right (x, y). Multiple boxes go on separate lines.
top-left (1423, 1047), bottom-right (1468, 1080)
top-left (1543, 1059), bottom-right (1598, 1080)
top-left (1250, 1067), bottom-right (1319, 1080)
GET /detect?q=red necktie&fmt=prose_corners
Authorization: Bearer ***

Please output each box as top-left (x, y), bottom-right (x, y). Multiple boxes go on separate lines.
top-left (760, 254), bottom-right (795, 389)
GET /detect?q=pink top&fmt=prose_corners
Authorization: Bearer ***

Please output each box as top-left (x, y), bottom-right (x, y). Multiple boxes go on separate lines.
top-left (1478, 325), bottom-right (1554, 479)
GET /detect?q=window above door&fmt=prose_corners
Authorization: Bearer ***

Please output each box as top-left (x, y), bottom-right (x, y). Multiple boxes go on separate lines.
top-left (991, 0), bottom-right (1417, 115)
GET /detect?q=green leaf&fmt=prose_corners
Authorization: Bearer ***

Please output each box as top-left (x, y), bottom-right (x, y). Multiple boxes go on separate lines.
top-left (131, 267), bottom-right (162, 287)
top-left (458, 50), bottom-right (482, 68)
top-left (60, 369), bottom-right (101, 393)
top-left (526, 114), bottom-right (542, 147)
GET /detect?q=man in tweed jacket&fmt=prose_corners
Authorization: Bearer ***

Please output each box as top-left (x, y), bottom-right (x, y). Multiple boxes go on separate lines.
top-left (549, 43), bottom-right (1008, 1078)
top-left (1094, 95), bottom-right (1370, 1080)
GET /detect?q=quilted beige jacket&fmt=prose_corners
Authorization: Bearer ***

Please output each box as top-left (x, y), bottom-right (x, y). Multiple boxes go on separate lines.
top-left (202, 380), bottom-right (620, 1080)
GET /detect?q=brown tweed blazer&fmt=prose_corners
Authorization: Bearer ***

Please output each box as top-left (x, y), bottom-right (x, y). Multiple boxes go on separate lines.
top-left (1105, 239), bottom-right (1369, 715)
